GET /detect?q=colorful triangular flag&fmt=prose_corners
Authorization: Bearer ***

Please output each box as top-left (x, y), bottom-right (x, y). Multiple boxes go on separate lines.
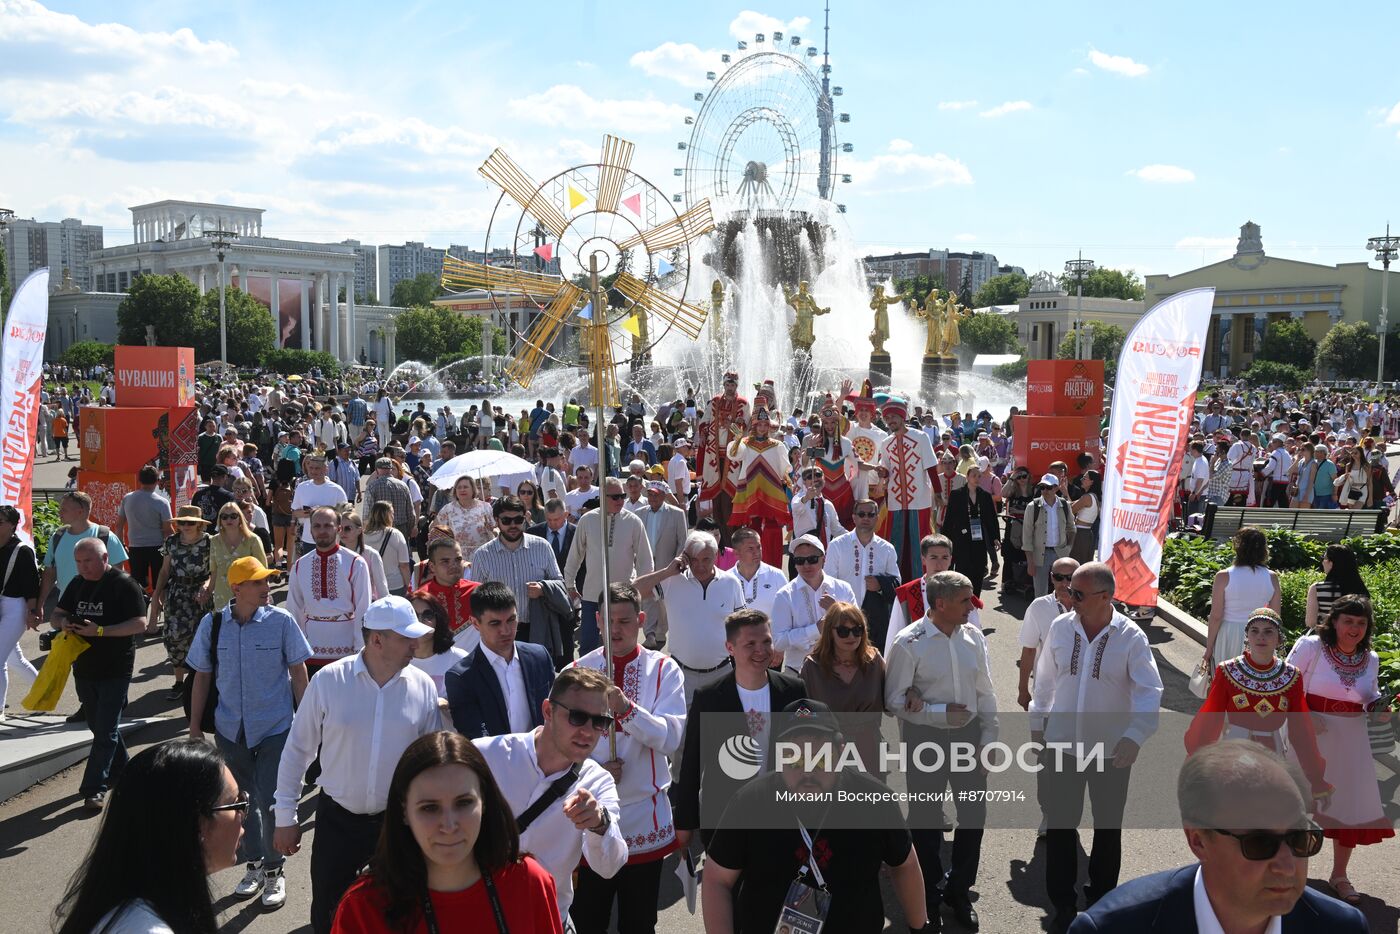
top-left (656, 257), bottom-right (674, 277)
top-left (567, 185), bottom-right (588, 210)
top-left (621, 314), bottom-right (642, 337)
top-left (533, 243), bottom-right (554, 263)
top-left (578, 301), bottom-right (593, 320)
top-left (621, 193), bottom-right (642, 216)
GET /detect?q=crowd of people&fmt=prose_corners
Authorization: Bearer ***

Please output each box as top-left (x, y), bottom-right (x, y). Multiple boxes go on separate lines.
top-left (8, 369), bottom-right (1397, 933)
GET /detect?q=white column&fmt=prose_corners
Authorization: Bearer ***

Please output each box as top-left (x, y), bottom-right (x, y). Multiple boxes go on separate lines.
top-left (300, 280), bottom-right (311, 350)
top-left (270, 277), bottom-right (281, 347)
top-left (347, 286), bottom-right (357, 363)
top-left (328, 272), bottom-right (340, 360)
top-left (386, 326), bottom-right (396, 371)
top-left (240, 267), bottom-right (250, 294)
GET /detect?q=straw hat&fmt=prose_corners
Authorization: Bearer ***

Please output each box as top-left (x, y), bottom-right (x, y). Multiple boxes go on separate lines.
top-left (174, 505), bottom-right (209, 525)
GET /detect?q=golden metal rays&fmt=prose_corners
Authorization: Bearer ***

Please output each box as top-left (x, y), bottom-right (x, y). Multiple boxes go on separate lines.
top-left (458, 135), bottom-right (714, 408)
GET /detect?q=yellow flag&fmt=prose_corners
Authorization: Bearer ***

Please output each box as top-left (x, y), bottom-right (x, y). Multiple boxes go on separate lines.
top-left (567, 185), bottom-right (588, 210)
top-left (621, 314), bottom-right (641, 337)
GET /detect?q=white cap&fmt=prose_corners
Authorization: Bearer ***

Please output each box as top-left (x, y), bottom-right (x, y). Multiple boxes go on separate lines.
top-left (363, 595), bottom-right (432, 639)
top-left (789, 533), bottom-right (826, 556)
top-left (1039, 473), bottom-right (1060, 488)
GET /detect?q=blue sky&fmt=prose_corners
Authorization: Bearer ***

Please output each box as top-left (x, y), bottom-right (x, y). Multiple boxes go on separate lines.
top-left (3, 0), bottom-right (1400, 281)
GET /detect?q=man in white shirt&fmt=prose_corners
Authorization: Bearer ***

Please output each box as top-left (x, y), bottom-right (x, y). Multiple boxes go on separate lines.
top-left (633, 530), bottom-right (744, 703)
top-left (668, 436), bottom-right (694, 499)
top-left (789, 465), bottom-right (847, 549)
top-left (474, 667), bottom-right (629, 923)
top-left (637, 479), bottom-right (687, 649)
top-left (729, 526), bottom-right (786, 620)
top-left (570, 428), bottom-right (600, 475)
top-left (272, 596), bottom-right (439, 934)
top-left (885, 570), bottom-right (998, 932)
top-left (564, 477), bottom-right (654, 656)
top-left (290, 454), bottom-right (348, 559)
top-left (569, 584), bottom-right (686, 933)
top-left (1182, 441), bottom-right (1210, 518)
top-left (1030, 562), bottom-right (1164, 933)
top-left (1017, 557), bottom-right (1078, 710)
top-left (1227, 433), bottom-right (1259, 505)
top-left (825, 497), bottom-right (901, 647)
top-left (1264, 434), bottom-right (1293, 507)
top-left (535, 446), bottom-right (569, 504)
top-left (564, 464), bottom-right (599, 520)
top-left (621, 472), bottom-right (648, 513)
top-left (285, 507), bottom-right (371, 670)
top-left (769, 534), bottom-right (857, 672)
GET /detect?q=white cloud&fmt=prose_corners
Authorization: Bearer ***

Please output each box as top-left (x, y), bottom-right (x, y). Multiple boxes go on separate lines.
top-left (0, 0), bottom-right (236, 66)
top-left (728, 11), bottom-right (812, 42)
top-left (954, 233), bottom-right (978, 242)
top-left (1088, 48), bottom-right (1149, 77)
top-left (845, 151), bottom-right (973, 193)
top-left (238, 78), bottom-right (346, 104)
top-left (306, 113), bottom-right (496, 161)
top-left (980, 101), bottom-right (1032, 118)
top-left (1071, 67), bottom-right (1090, 76)
top-left (1387, 101), bottom-right (1400, 126)
top-left (11, 86), bottom-right (253, 131)
top-left (507, 84), bottom-right (691, 134)
top-left (1128, 163), bottom-right (1196, 183)
top-left (887, 138), bottom-right (914, 153)
top-left (937, 100), bottom-right (978, 111)
top-left (629, 41), bottom-right (716, 90)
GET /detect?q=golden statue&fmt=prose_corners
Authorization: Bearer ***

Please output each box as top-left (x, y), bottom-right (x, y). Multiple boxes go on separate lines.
top-left (915, 290), bottom-right (947, 356)
top-left (942, 295), bottom-right (971, 356)
top-left (631, 306), bottom-right (651, 358)
top-left (710, 279), bottom-right (726, 348)
top-left (868, 284), bottom-right (905, 355)
top-left (783, 280), bottom-right (830, 354)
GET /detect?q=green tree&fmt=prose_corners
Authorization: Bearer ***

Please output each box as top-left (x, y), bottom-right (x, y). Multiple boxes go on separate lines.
top-left (1057, 322), bottom-right (1129, 381)
top-left (390, 272), bottom-right (445, 309)
top-left (264, 348), bottom-right (341, 379)
top-left (1257, 319), bottom-right (1316, 370)
top-left (890, 274), bottom-right (946, 311)
top-left (992, 356), bottom-right (1029, 381)
top-left (117, 273), bottom-right (205, 348)
top-left (360, 292), bottom-right (379, 306)
top-left (957, 267), bottom-right (973, 306)
top-left (394, 305), bottom-right (447, 362)
top-left (1315, 321), bottom-right (1379, 379)
top-left (198, 287), bottom-right (276, 366)
top-left (972, 272), bottom-right (1031, 308)
top-left (62, 340), bottom-right (114, 370)
top-left (1057, 267), bottom-right (1145, 301)
top-left (1240, 360), bottom-right (1310, 389)
top-left (958, 312), bottom-right (1022, 357)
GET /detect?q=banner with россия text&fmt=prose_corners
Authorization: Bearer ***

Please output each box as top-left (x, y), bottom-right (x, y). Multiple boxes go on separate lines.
top-left (1098, 287), bottom-right (1215, 605)
top-left (1, 268), bottom-right (52, 543)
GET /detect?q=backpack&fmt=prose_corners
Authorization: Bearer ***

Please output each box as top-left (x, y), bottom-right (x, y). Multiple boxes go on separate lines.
top-left (180, 609), bottom-right (224, 734)
top-left (51, 525), bottom-right (112, 557)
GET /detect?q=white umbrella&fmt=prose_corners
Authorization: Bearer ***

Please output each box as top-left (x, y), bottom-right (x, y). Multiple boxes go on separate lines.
top-left (428, 449), bottom-right (535, 488)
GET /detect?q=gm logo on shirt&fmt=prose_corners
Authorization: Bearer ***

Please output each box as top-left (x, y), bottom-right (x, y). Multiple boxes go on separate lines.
top-left (717, 735), bottom-right (763, 780)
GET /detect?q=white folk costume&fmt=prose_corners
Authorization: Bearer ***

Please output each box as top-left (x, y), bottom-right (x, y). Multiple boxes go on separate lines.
top-left (732, 560), bottom-right (786, 620)
top-left (826, 529), bottom-right (901, 650)
top-left (769, 573), bottom-right (857, 672)
top-left (286, 544), bottom-right (370, 665)
top-left (572, 646), bottom-right (687, 862)
top-left (877, 398), bottom-right (938, 580)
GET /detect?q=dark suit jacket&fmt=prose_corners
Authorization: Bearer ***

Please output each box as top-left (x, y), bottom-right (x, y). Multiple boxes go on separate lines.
top-left (529, 521), bottom-right (582, 590)
top-left (670, 668), bottom-right (808, 831)
top-left (444, 642), bottom-right (556, 740)
top-left (1067, 864), bottom-right (1367, 933)
top-left (940, 486), bottom-right (999, 569)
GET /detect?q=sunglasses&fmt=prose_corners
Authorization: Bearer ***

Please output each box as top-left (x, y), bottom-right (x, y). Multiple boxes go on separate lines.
top-left (833, 625), bottom-right (864, 638)
top-left (554, 700), bottom-right (614, 732)
top-left (221, 514), bottom-right (242, 522)
top-left (176, 520), bottom-right (201, 527)
top-left (854, 510), bottom-right (878, 519)
top-left (606, 493), bottom-right (626, 501)
top-left (1213, 825), bottom-right (1324, 861)
top-left (1051, 572), bottom-right (1075, 582)
top-left (210, 790), bottom-right (251, 815)
top-left (791, 554), bottom-right (822, 567)
top-left (497, 515), bottom-right (526, 526)
top-left (1069, 587), bottom-right (1108, 601)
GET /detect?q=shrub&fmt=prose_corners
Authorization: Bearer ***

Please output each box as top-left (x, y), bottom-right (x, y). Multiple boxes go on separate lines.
top-left (992, 357), bottom-right (1028, 382)
top-left (1260, 528), bottom-right (1324, 572)
top-left (31, 500), bottom-right (62, 564)
top-left (263, 348), bottom-right (341, 379)
top-left (1339, 530), bottom-right (1400, 566)
top-left (62, 340), bottom-right (115, 370)
top-left (1278, 568), bottom-right (1321, 635)
top-left (1239, 359), bottom-right (1311, 390)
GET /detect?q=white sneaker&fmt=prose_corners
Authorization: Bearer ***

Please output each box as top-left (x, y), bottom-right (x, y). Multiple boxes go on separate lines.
top-left (233, 862), bottom-right (263, 899)
top-left (260, 869), bottom-right (287, 910)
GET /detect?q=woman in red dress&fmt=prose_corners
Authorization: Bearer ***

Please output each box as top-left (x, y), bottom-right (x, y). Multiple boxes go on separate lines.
top-left (1185, 608), bottom-right (1332, 805)
top-left (333, 732), bottom-right (561, 934)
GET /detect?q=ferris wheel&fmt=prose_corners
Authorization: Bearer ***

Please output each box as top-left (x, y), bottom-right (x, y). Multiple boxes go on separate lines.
top-left (679, 20), bottom-right (852, 213)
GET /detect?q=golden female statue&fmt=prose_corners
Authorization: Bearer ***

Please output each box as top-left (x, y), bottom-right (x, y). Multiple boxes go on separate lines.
top-left (914, 290), bottom-right (947, 356)
top-left (868, 284), bottom-right (904, 354)
top-left (783, 280), bottom-right (830, 354)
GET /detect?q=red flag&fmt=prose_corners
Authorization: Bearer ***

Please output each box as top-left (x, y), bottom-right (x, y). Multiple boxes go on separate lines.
top-left (533, 243), bottom-right (554, 263)
top-left (622, 193), bottom-right (642, 216)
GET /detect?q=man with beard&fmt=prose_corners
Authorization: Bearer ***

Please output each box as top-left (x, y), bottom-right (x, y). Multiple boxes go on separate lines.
top-left (877, 397), bottom-right (938, 581)
top-left (702, 699), bottom-right (934, 933)
top-left (285, 506), bottom-right (370, 673)
top-left (467, 496), bottom-right (565, 654)
top-left (696, 371), bottom-right (749, 545)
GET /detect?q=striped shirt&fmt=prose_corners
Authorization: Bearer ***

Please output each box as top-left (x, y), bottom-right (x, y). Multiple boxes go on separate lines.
top-left (362, 474), bottom-right (415, 540)
top-left (467, 534), bottom-right (563, 629)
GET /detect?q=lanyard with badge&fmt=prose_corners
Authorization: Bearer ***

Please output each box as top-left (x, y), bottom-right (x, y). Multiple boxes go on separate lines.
top-left (421, 871), bottom-right (508, 934)
top-left (775, 818), bottom-right (832, 933)
top-left (968, 500), bottom-right (984, 543)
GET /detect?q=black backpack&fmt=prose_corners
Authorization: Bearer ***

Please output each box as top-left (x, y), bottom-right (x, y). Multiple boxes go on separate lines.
top-left (180, 610), bottom-right (224, 734)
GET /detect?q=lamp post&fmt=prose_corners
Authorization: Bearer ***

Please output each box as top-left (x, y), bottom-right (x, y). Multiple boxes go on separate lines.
top-left (1064, 251), bottom-right (1095, 359)
top-left (204, 229), bottom-right (238, 366)
top-left (0, 208), bottom-right (13, 313)
top-left (1368, 224), bottom-right (1399, 384)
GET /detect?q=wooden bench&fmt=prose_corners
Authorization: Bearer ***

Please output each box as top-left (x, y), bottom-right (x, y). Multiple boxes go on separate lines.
top-left (1198, 504), bottom-right (1386, 542)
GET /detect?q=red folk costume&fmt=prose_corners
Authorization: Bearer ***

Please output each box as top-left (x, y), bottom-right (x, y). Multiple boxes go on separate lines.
top-left (419, 577), bottom-right (480, 636)
top-left (1184, 655), bottom-right (1332, 799)
top-left (697, 375), bottom-right (749, 530)
top-left (812, 396), bottom-right (856, 526)
top-left (728, 412), bottom-right (792, 567)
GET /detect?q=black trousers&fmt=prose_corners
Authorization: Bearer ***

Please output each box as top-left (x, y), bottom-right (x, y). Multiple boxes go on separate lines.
top-left (1042, 760), bottom-right (1132, 911)
top-left (127, 546), bottom-right (163, 593)
top-left (903, 721), bottom-right (986, 903)
top-left (310, 794), bottom-right (383, 934)
top-left (571, 859), bottom-right (666, 934)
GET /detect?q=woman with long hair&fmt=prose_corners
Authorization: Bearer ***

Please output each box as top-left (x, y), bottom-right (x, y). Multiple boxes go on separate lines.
top-left (1306, 543), bottom-right (1370, 631)
top-left (799, 602), bottom-right (886, 773)
top-left (1287, 596), bottom-right (1395, 903)
top-left (232, 478), bottom-right (271, 552)
top-left (150, 506), bottom-right (213, 701)
top-left (341, 511), bottom-right (389, 601)
top-left (1204, 526), bottom-right (1280, 670)
top-left (365, 501), bottom-right (413, 598)
top-left (206, 503), bottom-right (266, 611)
top-left (55, 738), bottom-right (247, 934)
top-left (436, 476), bottom-right (495, 557)
top-left (1289, 442), bottom-right (1317, 509)
top-left (332, 732), bottom-right (561, 933)
top-left (1337, 447), bottom-right (1372, 509)
top-left (0, 505), bottom-right (40, 715)
top-left (1069, 469), bottom-right (1101, 563)
top-left (516, 480), bottom-right (546, 526)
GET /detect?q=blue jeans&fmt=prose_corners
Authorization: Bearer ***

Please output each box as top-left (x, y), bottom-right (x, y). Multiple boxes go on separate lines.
top-left (217, 729), bottom-right (290, 870)
top-left (578, 600), bottom-right (601, 655)
top-left (1314, 494), bottom-right (1337, 509)
top-left (74, 676), bottom-right (130, 797)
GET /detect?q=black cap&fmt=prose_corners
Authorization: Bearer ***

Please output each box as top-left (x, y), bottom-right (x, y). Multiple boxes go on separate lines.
top-left (210, 464), bottom-right (230, 478)
top-left (776, 698), bottom-right (841, 741)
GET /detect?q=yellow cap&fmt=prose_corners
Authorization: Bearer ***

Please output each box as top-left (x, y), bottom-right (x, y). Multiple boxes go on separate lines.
top-left (228, 556), bottom-right (280, 587)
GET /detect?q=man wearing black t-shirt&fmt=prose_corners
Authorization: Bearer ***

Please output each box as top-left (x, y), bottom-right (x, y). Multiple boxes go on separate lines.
top-left (54, 537), bottom-right (147, 811)
top-left (703, 699), bottom-right (934, 933)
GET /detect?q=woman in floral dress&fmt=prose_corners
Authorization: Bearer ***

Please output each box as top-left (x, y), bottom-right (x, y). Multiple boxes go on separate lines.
top-left (149, 506), bottom-right (212, 701)
top-left (435, 476), bottom-right (495, 557)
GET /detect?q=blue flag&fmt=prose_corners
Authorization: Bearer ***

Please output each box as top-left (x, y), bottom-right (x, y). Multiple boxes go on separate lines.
top-left (578, 301), bottom-right (593, 320)
top-left (656, 257), bottom-right (674, 277)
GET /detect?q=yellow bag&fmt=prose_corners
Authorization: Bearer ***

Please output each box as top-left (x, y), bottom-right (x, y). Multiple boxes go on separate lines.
top-left (22, 632), bottom-right (90, 712)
